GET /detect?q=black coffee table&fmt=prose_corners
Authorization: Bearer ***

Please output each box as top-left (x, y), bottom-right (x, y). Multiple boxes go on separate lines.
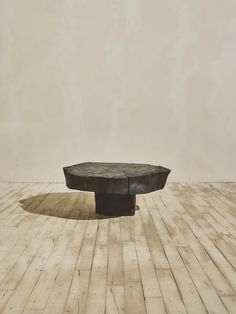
top-left (63, 162), bottom-right (171, 216)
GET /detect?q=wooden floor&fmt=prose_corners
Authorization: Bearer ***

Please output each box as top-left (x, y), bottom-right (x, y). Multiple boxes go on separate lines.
top-left (0, 183), bottom-right (236, 314)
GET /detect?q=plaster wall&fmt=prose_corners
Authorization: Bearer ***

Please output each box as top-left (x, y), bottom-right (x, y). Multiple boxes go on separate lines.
top-left (0, 0), bottom-right (236, 182)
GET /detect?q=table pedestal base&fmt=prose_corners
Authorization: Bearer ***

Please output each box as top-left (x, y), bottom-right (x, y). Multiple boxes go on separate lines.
top-left (95, 193), bottom-right (136, 216)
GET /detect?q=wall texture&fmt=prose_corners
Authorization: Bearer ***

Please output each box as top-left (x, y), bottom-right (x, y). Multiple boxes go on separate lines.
top-left (0, 0), bottom-right (236, 182)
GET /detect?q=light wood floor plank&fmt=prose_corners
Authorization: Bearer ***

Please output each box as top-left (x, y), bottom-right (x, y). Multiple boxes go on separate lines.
top-left (156, 269), bottom-right (187, 314)
top-left (139, 197), bottom-right (169, 270)
top-left (178, 247), bottom-right (228, 314)
top-left (172, 215), bottom-right (234, 295)
top-left (221, 295), bottom-right (236, 314)
top-left (124, 281), bottom-right (147, 314)
top-left (145, 297), bottom-right (166, 314)
top-left (157, 234), bottom-right (207, 313)
top-left (84, 245), bottom-right (108, 314)
top-left (0, 182), bottom-right (235, 314)
top-left (135, 235), bottom-right (162, 298)
top-left (106, 285), bottom-right (125, 314)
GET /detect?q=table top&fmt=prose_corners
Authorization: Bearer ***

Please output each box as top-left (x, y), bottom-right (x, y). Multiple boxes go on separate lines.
top-left (63, 162), bottom-right (171, 194)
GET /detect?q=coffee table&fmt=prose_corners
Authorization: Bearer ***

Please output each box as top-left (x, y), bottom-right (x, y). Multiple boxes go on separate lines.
top-left (63, 162), bottom-right (171, 216)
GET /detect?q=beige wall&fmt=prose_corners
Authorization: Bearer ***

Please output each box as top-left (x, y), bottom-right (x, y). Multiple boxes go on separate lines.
top-left (0, 0), bottom-right (236, 182)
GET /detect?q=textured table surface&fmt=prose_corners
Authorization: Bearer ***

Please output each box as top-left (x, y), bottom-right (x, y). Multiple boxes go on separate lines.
top-left (63, 162), bottom-right (171, 194)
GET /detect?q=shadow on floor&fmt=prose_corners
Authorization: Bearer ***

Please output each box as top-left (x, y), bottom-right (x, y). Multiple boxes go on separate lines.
top-left (20, 192), bottom-right (115, 220)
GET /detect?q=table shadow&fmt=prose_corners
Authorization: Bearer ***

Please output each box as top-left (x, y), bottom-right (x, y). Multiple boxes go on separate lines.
top-left (20, 192), bottom-right (116, 220)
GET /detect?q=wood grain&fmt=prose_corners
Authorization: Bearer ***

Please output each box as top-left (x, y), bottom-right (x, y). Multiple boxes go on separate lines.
top-left (0, 182), bottom-right (235, 313)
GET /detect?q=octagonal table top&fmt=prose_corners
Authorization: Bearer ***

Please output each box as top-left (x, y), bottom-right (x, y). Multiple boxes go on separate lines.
top-left (63, 162), bottom-right (171, 195)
